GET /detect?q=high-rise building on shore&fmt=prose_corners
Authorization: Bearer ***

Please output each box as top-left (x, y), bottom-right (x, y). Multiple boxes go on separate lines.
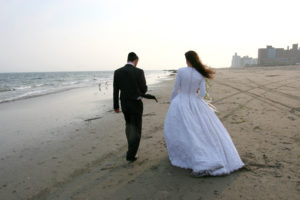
top-left (231, 53), bottom-right (257, 68)
top-left (258, 43), bottom-right (300, 66)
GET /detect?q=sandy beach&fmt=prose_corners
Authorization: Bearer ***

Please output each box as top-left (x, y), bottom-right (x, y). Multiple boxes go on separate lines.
top-left (0, 66), bottom-right (300, 200)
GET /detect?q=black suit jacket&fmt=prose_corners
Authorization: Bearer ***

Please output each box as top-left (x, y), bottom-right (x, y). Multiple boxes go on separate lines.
top-left (113, 64), bottom-right (148, 113)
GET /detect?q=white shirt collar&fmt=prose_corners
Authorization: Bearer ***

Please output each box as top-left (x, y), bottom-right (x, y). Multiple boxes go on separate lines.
top-left (127, 62), bottom-right (135, 66)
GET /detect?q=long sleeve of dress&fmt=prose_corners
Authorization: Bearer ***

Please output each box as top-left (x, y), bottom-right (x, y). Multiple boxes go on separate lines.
top-left (199, 78), bottom-right (206, 97)
top-left (171, 72), bottom-right (181, 101)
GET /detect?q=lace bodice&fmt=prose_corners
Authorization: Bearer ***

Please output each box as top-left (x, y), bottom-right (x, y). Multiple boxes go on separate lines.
top-left (171, 67), bottom-right (206, 100)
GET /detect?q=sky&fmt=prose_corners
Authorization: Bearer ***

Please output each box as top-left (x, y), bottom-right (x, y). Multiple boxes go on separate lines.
top-left (0, 0), bottom-right (299, 72)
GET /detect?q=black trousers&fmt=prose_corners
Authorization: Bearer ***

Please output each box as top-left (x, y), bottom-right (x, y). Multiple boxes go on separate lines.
top-left (121, 99), bottom-right (143, 161)
top-left (123, 112), bottom-right (142, 160)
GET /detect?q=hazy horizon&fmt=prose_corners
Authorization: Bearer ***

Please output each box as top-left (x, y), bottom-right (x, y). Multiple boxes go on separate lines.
top-left (0, 0), bottom-right (299, 72)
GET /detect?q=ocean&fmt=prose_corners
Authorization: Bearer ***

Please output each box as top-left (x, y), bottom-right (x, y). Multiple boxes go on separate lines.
top-left (0, 70), bottom-right (172, 104)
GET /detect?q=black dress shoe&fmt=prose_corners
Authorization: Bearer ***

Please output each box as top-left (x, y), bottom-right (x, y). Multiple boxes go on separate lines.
top-left (126, 155), bottom-right (138, 163)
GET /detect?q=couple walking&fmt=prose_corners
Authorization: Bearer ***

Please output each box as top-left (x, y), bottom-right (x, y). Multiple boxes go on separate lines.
top-left (113, 51), bottom-right (244, 177)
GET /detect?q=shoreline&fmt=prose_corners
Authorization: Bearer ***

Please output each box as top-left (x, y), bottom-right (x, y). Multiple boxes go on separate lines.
top-left (0, 70), bottom-right (172, 105)
top-left (0, 66), bottom-right (299, 200)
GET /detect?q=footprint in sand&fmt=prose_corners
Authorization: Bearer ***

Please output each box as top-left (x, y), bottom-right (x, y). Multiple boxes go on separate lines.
top-left (142, 135), bottom-right (153, 139)
top-left (253, 126), bottom-right (262, 131)
top-left (150, 165), bottom-right (159, 170)
top-left (230, 118), bottom-right (246, 124)
top-left (290, 107), bottom-right (300, 114)
top-left (287, 116), bottom-right (295, 121)
top-left (143, 112), bottom-right (156, 117)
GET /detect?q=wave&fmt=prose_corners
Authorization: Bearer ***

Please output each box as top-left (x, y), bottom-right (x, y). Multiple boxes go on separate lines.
top-left (0, 86), bottom-right (84, 104)
top-left (61, 81), bottom-right (80, 85)
top-left (15, 85), bottom-right (32, 90)
top-left (0, 88), bottom-right (15, 93)
top-left (33, 83), bottom-right (45, 87)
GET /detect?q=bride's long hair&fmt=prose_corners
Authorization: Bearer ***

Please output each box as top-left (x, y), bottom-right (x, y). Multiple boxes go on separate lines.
top-left (185, 51), bottom-right (215, 79)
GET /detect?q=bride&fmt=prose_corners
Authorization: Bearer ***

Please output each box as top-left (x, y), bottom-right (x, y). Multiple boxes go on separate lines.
top-left (164, 51), bottom-right (244, 176)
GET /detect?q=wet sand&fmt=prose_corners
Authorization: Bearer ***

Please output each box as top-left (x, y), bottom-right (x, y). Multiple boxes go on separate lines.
top-left (0, 66), bottom-right (300, 200)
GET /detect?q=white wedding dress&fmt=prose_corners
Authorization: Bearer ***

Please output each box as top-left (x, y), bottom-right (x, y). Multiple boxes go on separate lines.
top-left (164, 67), bottom-right (244, 176)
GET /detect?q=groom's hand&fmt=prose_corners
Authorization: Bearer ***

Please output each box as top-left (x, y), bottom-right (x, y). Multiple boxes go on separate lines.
top-left (114, 109), bottom-right (120, 113)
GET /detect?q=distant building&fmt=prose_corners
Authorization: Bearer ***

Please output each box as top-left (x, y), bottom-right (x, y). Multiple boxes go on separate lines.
top-left (231, 53), bottom-right (257, 68)
top-left (258, 43), bottom-right (300, 66)
top-left (231, 53), bottom-right (241, 68)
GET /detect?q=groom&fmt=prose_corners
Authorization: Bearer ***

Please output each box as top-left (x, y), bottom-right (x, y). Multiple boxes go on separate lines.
top-left (113, 52), bottom-right (148, 162)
